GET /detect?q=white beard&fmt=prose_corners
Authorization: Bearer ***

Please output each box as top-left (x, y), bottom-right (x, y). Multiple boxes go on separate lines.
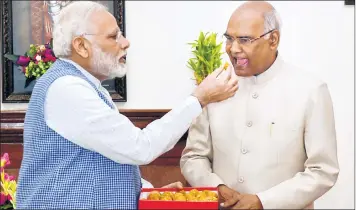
top-left (91, 44), bottom-right (127, 79)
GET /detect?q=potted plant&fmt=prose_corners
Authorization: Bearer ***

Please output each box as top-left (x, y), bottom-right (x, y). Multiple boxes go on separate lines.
top-left (187, 31), bottom-right (228, 84)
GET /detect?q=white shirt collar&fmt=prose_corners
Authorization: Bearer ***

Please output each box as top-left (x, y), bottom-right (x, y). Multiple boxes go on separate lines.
top-left (59, 58), bottom-right (101, 89)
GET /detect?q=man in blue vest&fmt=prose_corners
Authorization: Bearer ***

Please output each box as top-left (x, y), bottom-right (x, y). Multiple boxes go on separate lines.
top-left (16, 1), bottom-right (238, 209)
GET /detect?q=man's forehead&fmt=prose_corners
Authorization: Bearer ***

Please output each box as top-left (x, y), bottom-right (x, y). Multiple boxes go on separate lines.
top-left (226, 12), bottom-right (264, 36)
top-left (91, 10), bottom-right (119, 33)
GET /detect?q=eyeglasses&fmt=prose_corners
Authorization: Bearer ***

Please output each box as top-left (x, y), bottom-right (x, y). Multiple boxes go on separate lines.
top-left (81, 31), bottom-right (123, 43)
top-left (223, 29), bottom-right (275, 46)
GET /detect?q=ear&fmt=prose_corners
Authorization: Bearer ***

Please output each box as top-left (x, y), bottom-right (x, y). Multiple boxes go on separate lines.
top-left (72, 37), bottom-right (90, 58)
top-left (269, 30), bottom-right (280, 50)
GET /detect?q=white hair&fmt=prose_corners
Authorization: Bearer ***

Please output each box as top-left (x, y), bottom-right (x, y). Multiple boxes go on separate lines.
top-left (263, 9), bottom-right (282, 39)
top-left (52, 1), bottom-right (108, 58)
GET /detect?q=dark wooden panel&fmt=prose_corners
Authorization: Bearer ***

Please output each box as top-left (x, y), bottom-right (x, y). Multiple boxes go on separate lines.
top-left (140, 165), bottom-right (188, 188)
top-left (0, 111), bottom-right (26, 123)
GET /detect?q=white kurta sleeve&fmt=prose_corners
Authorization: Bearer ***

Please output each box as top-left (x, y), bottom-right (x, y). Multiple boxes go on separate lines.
top-left (141, 178), bottom-right (154, 188)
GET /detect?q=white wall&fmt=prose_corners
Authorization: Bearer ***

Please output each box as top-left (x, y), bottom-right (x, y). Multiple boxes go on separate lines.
top-left (1, 1), bottom-right (354, 208)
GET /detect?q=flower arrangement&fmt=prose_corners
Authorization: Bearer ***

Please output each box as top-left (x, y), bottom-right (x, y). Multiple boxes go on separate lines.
top-left (0, 153), bottom-right (17, 209)
top-left (187, 31), bottom-right (225, 84)
top-left (4, 40), bottom-right (57, 88)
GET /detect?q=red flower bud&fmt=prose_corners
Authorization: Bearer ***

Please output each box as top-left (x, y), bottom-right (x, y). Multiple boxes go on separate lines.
top-left (16, 56), bottom-right (31, 66)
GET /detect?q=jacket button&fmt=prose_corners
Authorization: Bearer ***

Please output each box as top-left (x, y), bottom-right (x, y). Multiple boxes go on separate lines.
top-left (238, 177), bottom-right (244, 183)
top-left (246, 121), bottom-right (253, 127)
top-left (252, 92), bottom-right (259, 99)
top-left (241, 148), bottom-right (247, 154)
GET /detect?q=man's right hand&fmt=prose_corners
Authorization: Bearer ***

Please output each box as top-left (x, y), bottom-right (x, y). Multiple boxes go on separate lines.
top-left (192, 64), bottom-right (238, 107)
top-left (218, 184), bottom-right (240, 208)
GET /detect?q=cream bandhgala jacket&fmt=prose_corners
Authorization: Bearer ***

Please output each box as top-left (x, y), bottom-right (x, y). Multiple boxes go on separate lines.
top-left (180, 55), bottom-right (339, 209)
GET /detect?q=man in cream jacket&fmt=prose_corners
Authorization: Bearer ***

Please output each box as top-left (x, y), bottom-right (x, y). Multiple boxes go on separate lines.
top-left (180, 2), bottom-right (339, 209)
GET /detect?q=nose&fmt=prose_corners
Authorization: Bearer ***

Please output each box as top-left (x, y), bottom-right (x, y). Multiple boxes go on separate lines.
top-left (119, 36), bottom-right (130, 49)
top-left (230, 40), bottom-right (242, 54)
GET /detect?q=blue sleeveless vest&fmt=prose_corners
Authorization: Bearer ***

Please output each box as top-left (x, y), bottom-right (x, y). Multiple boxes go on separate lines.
top-left (16, 59), bottom-right (142, 209)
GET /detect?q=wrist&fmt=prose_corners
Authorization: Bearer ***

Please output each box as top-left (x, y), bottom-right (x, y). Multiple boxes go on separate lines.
top-left (192, 92), bottom-right (208, 108)
top-left (255, 194), bottom-right (264, 209)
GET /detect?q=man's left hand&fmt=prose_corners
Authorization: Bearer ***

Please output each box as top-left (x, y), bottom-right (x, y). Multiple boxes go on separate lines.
top-left (221, 193), bottom-right (263, 209)
top-left (161, 181), bottom-right (184, 189)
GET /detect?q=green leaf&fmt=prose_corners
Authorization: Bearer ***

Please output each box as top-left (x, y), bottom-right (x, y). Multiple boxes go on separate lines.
top-left (196, 55), bottom-right (209, 66)
top-left (0, 203), bottom-right (13, 209)
top-left (50, 38), bottom-right (54, 49)
top-left (4, 54), bottom-right (19, 62)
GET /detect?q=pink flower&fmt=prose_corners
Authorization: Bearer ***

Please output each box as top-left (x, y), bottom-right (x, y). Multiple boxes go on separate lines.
top-left (4, 173), bottom-right (9, 180)
top-left (0, 153), bottom-right (10, 168)
top-left (3, 173), bottom-right (14, 181)
top-left (43, 49), bottom-right (53, 57)
top-left (43, 55), bottom-right (56, 63)
top-left (43, 49), bottom-right (56, 62)
top-left (21, 66), bottom-right (26, 73)
top-left (16, 56), bottom-right (31, 66)
top-left (8, 175), bottom-right (15, 181)
top-left (0, 192), bottom-right (6, 205)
